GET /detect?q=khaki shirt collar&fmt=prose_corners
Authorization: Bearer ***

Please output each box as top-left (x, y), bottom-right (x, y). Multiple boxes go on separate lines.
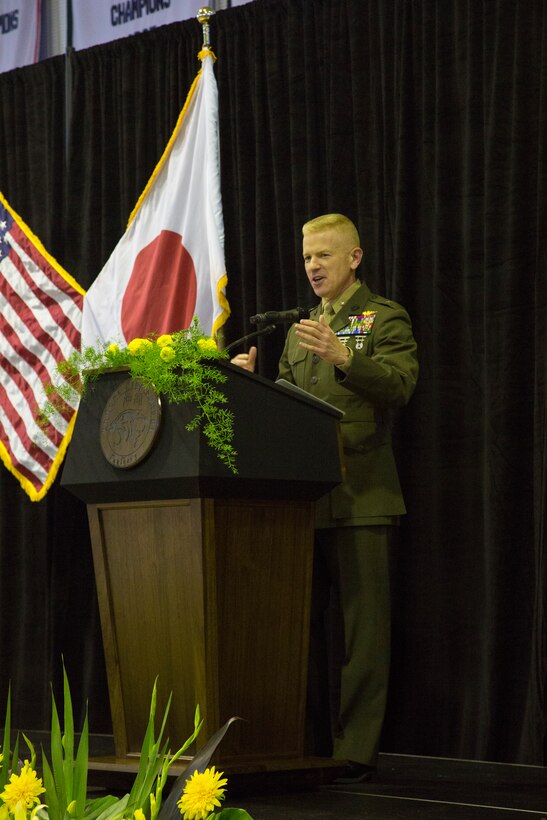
top-left (322, 279), bottom-right (362, 316)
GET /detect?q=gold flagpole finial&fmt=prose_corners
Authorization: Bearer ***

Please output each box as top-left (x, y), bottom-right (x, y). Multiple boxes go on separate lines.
top-left (197, 7), bottom-right (215, 51)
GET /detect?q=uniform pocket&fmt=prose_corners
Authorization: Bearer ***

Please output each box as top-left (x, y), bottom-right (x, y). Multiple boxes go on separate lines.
top-left (288, 346), bottom-right (307, 366)
top-left (340, 418), bottom-right (387, 452)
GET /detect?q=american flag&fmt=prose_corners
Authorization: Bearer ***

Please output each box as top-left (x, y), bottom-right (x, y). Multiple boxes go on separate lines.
top-left (0, 193), bottom-right (85, 501)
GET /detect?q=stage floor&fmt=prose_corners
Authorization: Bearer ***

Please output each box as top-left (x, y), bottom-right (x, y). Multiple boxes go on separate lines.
top-left (223, 753), bottom-right (547, 819)
top-left (84, 746), bottom-right (547, 818)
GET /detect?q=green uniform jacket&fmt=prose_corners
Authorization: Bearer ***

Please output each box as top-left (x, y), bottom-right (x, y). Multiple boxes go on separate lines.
top-left (277, 282), bottom-right (419, 524)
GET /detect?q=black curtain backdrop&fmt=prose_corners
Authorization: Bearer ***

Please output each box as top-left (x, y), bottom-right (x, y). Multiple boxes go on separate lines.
top-left (0, 0), bottom-right (545, 764)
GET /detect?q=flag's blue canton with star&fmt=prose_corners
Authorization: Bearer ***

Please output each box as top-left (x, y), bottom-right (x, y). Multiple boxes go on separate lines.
top-left (0, 205), bottom-right (14, 261)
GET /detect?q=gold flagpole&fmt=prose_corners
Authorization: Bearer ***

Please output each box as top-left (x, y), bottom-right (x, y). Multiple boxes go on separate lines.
top-left (197, 6), bottom-right (216, 51)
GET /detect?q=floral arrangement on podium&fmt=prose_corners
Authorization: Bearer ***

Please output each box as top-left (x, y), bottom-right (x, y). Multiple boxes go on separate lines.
top-left (0, 670), bottom-right (253, 820)
top-left (38, 320), bottom-right (237, 474)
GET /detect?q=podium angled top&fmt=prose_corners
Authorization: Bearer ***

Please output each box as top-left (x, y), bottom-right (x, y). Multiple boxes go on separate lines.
top-left (61, 364), bottom-right (343, 504)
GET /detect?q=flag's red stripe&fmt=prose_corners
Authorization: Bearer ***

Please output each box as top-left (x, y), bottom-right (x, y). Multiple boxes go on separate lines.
top-left (1, 354), bottom-right (66, 448)
top-left (10, 223), bottom-right (83, 302)
top-left (0, 417), bottom-right (43, 492)
top-left (0, 376), bottom-right (54, 477)
top-left (1, 317), bottom-right (75, 425)
top-left (0, 214), bottom-right (83, 498)
top-left (5, 244), bottom-right (82, 348)
top-left (0, 361), bottom-right (63, 456)
top-left (0, 356), bottom-right (65, 448)
top-left (1, 270), bottom-right (67, 364)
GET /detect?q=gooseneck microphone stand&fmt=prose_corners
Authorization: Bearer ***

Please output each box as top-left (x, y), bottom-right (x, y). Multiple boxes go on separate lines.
top-left (223, 323), bottom-right (277, 354)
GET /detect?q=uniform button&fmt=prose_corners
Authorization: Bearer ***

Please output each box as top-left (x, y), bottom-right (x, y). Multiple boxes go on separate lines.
top-left (312, 354), bottom-right (320, 363)
top-left (310, 376), bottom-right (318, 384)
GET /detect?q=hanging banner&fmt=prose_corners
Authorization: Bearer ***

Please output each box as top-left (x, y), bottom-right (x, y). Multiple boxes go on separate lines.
top-left (0, 0), bottom-right (41, 74)
top-left (71, 0), bottom-right (207, 51)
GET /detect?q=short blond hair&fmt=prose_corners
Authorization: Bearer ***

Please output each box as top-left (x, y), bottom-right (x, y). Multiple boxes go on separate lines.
top-left (302, 213), bottom-right (360, 247)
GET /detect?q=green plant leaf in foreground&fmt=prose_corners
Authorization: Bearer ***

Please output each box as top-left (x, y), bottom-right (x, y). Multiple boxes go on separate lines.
top-left (1, 674), bottom-right (255, 820)
top-left (0, 687), bottom-right (11, 793)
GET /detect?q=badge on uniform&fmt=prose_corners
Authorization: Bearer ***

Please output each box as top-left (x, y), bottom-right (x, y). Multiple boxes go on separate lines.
top-left (336, 311), bottom-right (377, 345)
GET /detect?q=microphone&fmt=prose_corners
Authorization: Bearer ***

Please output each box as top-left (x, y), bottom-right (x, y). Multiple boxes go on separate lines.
top-left (223, 323), bottom-right (277, 353)
top-left (249, 307), bottom-right (309, 324)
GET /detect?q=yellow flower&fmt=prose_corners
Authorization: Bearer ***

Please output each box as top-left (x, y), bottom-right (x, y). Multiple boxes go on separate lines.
top-left (106, 343), bottom-right (119, 356)
top-left (0, 760), bottom-right (45, 812)
top-left (133, 810), bottom-right (146, 820)
top-left (157, 334), bottom-right (174, 348)
top-left (177, 767), bottom-right (227, 820)
top-left (197, 337), bottom-right (217, 352)
top-left (127, 338), bottom-right (153, 355)
top-left (160, 346), bottom-right (176, 363)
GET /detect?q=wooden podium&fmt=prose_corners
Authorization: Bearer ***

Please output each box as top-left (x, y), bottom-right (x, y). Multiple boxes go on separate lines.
top-left (61, 365), bottom-right (342, 765)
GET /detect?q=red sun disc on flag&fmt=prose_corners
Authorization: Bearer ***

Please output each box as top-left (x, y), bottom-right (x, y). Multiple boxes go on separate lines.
top-left (121, 230), bottom-right (197, 340)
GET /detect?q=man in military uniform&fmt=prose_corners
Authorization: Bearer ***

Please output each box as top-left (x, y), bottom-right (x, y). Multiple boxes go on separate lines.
top-left (233, 213), bottom-right (418, 781)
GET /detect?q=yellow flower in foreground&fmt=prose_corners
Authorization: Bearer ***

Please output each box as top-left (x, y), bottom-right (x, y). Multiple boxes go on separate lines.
top-left (197, 337), bottom-right (217, 352)
top-left (127, 338), bottom-right (153, 355)
top-left (0, 760), bottom-right (45, 812)
top-left (177, 767), bottom-right (227, 820)
top-left (133, 810), bottom-right (146, 820)
top-left (160, 346), bottom-right (176, 363)
top-left (106, 343), bottom-right (119, 356)
top-left (157, 334), bottom-right (174, 348)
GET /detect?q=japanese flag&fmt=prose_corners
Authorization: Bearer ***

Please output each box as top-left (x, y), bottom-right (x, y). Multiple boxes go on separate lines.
top-left (82, 50), bottom-right (229, 347)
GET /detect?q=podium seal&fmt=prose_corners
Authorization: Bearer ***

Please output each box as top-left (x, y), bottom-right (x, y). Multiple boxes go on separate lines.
top-left (100, 379), bottom-right (162, 469)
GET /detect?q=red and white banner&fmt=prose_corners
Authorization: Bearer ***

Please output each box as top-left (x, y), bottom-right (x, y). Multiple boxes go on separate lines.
top-left (0, 0), bottom-right (41, 74)
top-left (0, 193), bottom-right (85, 501)
top-left (82, 49), bottom-right (229, 347)
top-left (71, 0), bottom-right (206, 51)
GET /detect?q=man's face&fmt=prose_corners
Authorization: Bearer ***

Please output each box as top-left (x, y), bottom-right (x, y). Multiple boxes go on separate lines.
top-left (303, 228), bottom-right (362, 302)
